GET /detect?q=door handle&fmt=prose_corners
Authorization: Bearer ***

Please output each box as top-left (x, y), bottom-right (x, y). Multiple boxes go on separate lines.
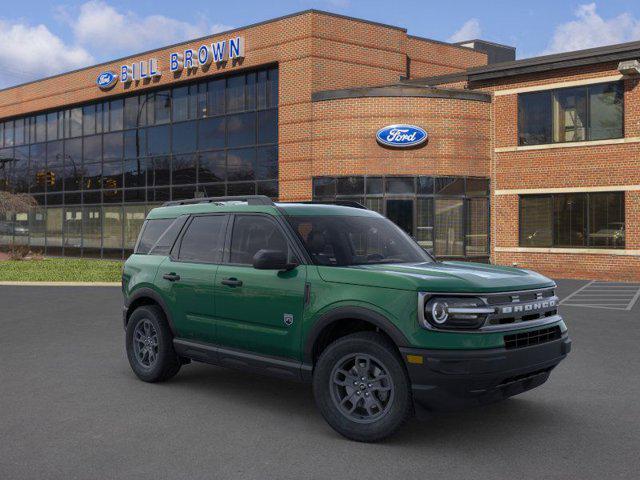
top-left (221, 277), bottom-right (243, 287)
top-left (162, 273), bottom-right (181, 282)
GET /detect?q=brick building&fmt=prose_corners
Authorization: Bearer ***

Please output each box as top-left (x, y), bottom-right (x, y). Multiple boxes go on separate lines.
top-left (0, 9), bottom-right (638, 281)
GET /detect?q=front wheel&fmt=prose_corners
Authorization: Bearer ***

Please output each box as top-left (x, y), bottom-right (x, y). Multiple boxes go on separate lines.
top-left (313, 332), bottom-right (413, 442)
top-left (126, 305), bottom-right (181, 382)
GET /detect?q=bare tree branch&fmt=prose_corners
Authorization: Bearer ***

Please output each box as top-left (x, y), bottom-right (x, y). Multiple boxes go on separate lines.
top-left (0, 192), bottom-right (38, 215)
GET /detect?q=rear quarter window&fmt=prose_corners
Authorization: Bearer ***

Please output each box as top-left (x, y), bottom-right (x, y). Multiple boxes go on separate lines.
top-left (135, 216), bottom-right (186, 254)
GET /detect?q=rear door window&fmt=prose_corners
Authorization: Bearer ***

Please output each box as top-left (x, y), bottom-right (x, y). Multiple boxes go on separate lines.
top-left (178, 215), bottom-right (228, 263)
top-left (228, 215), bottom-right (290, 265)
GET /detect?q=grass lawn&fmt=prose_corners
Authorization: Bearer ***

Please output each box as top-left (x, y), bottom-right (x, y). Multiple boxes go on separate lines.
top-left (0, 258), bottom-right (123, 282)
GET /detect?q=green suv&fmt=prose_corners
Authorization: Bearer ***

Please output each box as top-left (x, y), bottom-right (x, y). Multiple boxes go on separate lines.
top-left (122, 195), bottom-right (570, 441)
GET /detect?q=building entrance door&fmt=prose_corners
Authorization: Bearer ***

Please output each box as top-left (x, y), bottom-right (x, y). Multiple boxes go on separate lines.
top-left (385, 199), bottom-right (414, 236)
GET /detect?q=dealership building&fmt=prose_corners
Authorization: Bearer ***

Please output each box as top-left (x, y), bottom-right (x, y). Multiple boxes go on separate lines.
top-left (0, 10), bottom-right (639, 280)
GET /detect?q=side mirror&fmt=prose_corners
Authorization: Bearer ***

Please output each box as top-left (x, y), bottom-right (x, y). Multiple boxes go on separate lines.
top-left (252, 249), bottom-right (297, 271)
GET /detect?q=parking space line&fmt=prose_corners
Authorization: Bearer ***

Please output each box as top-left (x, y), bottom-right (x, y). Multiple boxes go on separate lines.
top-left (560, 280), bottom-right (640, 310)
top-left (559, 280), bottom-right (595, 305)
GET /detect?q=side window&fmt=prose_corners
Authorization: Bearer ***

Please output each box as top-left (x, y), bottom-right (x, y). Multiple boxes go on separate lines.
top-left (229, 215), bottom-right (290, 265)
top-left (178, 215), bottom-right (227, 263)
top-left (135, 218), bottom-right (173, 254)
top-left (149, 215), bottom-right (188, 255)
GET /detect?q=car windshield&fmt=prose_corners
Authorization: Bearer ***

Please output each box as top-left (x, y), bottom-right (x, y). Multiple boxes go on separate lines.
top-left (287, 215), bottom-right (433, 266)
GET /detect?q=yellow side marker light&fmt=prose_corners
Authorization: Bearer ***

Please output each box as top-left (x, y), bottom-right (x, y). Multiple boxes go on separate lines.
top-left (406, 354), bottom-right (424, 365)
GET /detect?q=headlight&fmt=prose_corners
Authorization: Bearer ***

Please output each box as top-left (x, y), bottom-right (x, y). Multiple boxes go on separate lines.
top-left (420, 296), bottom-right (495, 330)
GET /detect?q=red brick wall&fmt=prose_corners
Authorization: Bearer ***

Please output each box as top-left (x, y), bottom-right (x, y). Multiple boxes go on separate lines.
top-left (406, 37), bottom-right (487, 79)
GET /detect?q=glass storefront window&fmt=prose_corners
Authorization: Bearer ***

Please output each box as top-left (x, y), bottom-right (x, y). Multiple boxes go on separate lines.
top-left (466, 198), bottom-right (488, 256)
top-left (435, 198), bottom-right (464, 257)
top-left (416, 198), bottom-right (433, 249)
top-left (124, 205), bottom-right (146, 251)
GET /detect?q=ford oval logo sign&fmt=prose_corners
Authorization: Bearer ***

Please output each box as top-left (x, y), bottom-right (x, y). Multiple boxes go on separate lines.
top-left (376, 124), bottom-right (428, 148)
top-left (96, 71), bottom-right (118, 90)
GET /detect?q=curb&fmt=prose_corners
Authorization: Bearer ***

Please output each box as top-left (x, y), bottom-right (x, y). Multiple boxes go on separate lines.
top-left (0, 281), bottom-right (121, 287)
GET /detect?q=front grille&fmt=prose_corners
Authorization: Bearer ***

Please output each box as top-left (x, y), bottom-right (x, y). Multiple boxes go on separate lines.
top-left (504, 326), bottom-right (562, 350)
top-left (484, 289), bottom-right (559, 327)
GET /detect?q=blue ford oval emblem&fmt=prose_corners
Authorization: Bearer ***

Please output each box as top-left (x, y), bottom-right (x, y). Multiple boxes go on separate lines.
top-left (376, 124), bottom-right (428, 148)
top-left (96, 71), bottom-right (118, 90)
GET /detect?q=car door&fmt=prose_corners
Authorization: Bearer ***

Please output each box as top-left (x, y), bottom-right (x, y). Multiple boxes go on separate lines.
top-left (158, 214), bottom-right (229, 343)
top-left (213, 213), bottom-right (307, 360)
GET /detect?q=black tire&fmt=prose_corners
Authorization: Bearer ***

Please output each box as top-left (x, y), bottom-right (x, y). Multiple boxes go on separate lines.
top-left (126, 305), bottom-right (181, 383)
top-left (313, 331), bottom-right (413, 442)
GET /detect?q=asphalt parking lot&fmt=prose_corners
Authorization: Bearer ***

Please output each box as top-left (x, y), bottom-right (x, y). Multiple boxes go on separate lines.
top-left (1, 280), bottom-right (639, 480)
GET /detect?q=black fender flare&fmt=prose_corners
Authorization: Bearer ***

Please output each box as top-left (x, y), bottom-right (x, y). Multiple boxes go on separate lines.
top-left (125, 287), bottom-right (177, 335)
top-left (303, 306), bottom-right (409, 364)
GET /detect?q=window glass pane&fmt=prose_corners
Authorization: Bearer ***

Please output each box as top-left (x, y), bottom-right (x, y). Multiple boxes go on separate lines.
top-left (435, 177), bottom-right (464, 195)
top-left (257, 70), bottom-right (268, 110)
top-left (135, 218), bottom-right (173, 254)
top-left (14, 146), bottom-right (29, 193)
top-left (207, 79), bottom-right (225, 116)
top-left (518, 91), bottom-right (551, 145)
top-left (417, 176), bottom-right (434, 195)
top-left (29, 144), bottom-right (46, 193)
top-left (149, 215), bottom-right (188, 254)
top-left (172, 154), bottom-right (197, 185)
top-left (0, 148), bottom-right (13, 191)
top-left (123, 205), bottom-right (147, 250)
top-left (179, 215), bottom-right (227, 262)
top-left (70, 108), bottom-right (82, 137)
top-left (63, 207), bottom-right (83, 253)
top-left (466, 198), bottom-right (488, 255)
top-left (227, 148), bottom-right (255, 181)
top-left (365, 197), bottom-right (383, 213)
top-left (256, 146), bottom-right (278, 181)
top-left (83, 135), bottom-right (102, 163)
top-left (124, 129), bottom-right (145, 158)
top-left (196, 83), bottom-right (207, 118)
top-left (553, 87), bottom-right (587, 143)
top-left (588, 192), bottom-right (625, 248)
top-left (29, 207), bottom-right (46, 249)
top-left (83, 106), bottom-right (96, 136)
top-left (520, 195), bottom-right (553, 247)
top-left (83, 161), bottom-right (102, 191)
top-left (123, 158), bottom-right (146, 188)
top-left (46, 141), bottom-right (64, 192)
top-left (386, 177), bottom-right (414, 194)
top-left (64, 138), bottom-right (82, 192)
top-left (172, 86), bottom-right (189, 122)
top-left (154, 91), bottom-right (171, 124)
top-left (82, 206), bottom-right (102, 252)
top-left (109, 99), bottom-right (124, 131)
top-left (554, 194), bottom-right (586, 247)
top-left (103, 132), bottom-right (123, 160)
top-left (14, 118), bottom-right (25, 145)
top-left (102, 160), bottom-right (123, 191)
top-left (336, 177), bottom-right (364, 195)
top-left (313, 177), bottom-right (336, 197)
top-left (226, 75), bottom-right (245, 113)
top-left (366, 177), bottom-right (383, 195)
top-left (172, 121), bottom-right (197, 154)
top-left (434, 198), bottom-right (464, 256)
top-left (589, 83), bottom-right (623, 141)
top-left (246, 72), bottom-right (256, 110)
top-left (36, 115), bottom-right (47, 143)
top-left (257, 109), bottom-right (277, 144)
top-left (147, 125), bottom-right (170, 155)
top-left (227, 182), bottom-right (255, 196)
top-left (5, 121), bottom-right (15, 146)
top-left (416, 197), bottom-right (433, 249)
top-left (268, 68), bottom-right (279, 108)
top-left (46, 207), bottom-right (63, 252)
top-left (230, 215), bottom-right (287, 264)
top-left (257, 180), bottom-right (278, 199)
top-left (198, 117), bottom-right (225, 150)
top-left (150, 156), bottom-right (171, 186)
top-left (466, 178), bottom-right (490, 196)
top-left (227, 112), bottom-right (255, 147)
top-left (103, 206), bottom-right (123, 251)
top-left (124, 96), bottom-right (139, 129)
top-left (198, 151), bottom-right (225, 183)
top-left (96, 103), bottom-right (104, 134)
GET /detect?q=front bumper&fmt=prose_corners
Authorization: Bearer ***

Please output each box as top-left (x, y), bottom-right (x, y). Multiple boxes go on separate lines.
top-left (400, 333), bottom-right (571, 411)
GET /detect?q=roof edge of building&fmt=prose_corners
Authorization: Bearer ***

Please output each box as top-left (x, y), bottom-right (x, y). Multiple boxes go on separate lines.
top-left (406, 34), bottom-right (480, 53)
top-left (311, 84), bottom-right (491, 103)
top-left (0, 9), bottom-right (408, 95)
top-left (467, 40), bottom-right (640, 81)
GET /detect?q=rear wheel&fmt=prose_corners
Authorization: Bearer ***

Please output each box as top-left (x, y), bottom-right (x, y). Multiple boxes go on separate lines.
top-left (126, 305), bottom-right (181, 382)
top-left (313, 332), bottom-right (413, 442)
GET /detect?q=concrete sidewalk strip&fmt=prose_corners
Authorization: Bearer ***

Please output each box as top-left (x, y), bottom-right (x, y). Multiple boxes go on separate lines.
top-left (561, 280), bottom-right (640, 311)
top-left (0, 281), bottom-right (121, 287)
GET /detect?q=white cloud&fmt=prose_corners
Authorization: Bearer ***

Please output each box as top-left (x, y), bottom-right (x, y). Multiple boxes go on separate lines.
top-left (68, 1), bottom-right (232, 57)
top-left (543, 3), bottom-right (640, 54)
top-left (0, 20), bottom-right (93, 88)
top-left (448, 18), bottom-right (481, 43)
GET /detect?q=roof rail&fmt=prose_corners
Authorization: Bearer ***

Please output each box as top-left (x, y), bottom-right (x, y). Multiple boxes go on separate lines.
top-left (162, 195), bottom-right (274, 207)
top-left (293, 200), bottom-right (368, 210)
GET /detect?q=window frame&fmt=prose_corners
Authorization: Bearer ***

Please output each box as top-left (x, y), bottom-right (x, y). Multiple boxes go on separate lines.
top-left (518, 192), bottom-right (625, 249)
top-left (517, 81), bottom-right (624, 146)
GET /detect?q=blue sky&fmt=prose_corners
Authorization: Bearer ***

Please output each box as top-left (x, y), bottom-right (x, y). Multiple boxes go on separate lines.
top-left (1, 0), bottom-right (640, 88)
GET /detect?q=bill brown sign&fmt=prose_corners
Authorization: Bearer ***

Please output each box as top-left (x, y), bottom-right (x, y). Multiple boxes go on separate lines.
top-left (97, 36), bottom-right (245, 89)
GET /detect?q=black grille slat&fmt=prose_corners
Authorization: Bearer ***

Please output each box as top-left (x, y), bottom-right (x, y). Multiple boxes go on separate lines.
top-left (504, 326), bottom-right (562, 350)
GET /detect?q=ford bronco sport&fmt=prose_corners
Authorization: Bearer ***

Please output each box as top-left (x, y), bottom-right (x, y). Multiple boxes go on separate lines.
top-left (122, 195), bottom-right (571, 442)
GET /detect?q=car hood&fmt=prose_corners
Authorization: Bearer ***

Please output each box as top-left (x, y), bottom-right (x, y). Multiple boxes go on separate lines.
top-left (316, 261), bottom-right (555, 293)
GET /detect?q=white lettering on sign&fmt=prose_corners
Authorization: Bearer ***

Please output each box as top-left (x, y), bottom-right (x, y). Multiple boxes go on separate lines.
top-left (386, 128), bottom-right (417, 143)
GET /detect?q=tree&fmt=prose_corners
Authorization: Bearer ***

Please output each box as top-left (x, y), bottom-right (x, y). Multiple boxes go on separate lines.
top-left (0, 191), bottom-right (37, 216)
